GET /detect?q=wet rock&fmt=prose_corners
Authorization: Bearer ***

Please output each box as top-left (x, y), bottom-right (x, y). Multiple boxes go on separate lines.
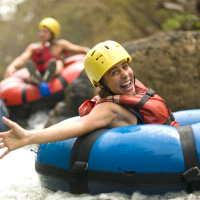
top-left (64, 70), bottom-right (94, 117)
top-left (46, 31), bottom-right (200, 126)
top-left (45, 101), bottom-right (68, 128)
top-left (45, 70), bottom-right (94, 127)
top-left (123, 31), bottom-right (200, 111)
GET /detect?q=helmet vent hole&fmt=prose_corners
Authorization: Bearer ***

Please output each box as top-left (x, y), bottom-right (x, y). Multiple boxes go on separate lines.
top-left (91, 50), bottom-right (96, 57)
top-left (96, 55), bottom-right (102, 61)
top-left (104, 45), bottom-right (109, 49)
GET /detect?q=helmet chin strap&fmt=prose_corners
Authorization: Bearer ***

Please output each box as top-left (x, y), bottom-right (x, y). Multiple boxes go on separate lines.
top-left (99, 79), bottom-right (116, 95)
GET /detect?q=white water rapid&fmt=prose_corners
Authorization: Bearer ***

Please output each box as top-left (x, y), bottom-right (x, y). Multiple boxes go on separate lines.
top-left (0, 110), bottom-right (200, 200)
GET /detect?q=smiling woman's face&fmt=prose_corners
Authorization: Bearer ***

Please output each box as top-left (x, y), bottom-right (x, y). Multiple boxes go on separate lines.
top-left (102, 60), bottom-right (135, 96)
top-left (39, 26), bottom-right (53, 42)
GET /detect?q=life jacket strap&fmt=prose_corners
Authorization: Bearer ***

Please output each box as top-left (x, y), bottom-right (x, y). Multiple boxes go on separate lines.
top-left (165, 113), bottom-right (175, 125)
top-left (134, 88), bottom-right (156, 111)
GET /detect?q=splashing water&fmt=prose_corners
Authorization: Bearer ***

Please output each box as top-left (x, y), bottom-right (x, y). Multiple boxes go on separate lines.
top-left (1, 110), bottom-right (200, 200)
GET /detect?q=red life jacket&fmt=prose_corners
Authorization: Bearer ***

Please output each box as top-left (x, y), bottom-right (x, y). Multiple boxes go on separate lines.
top-left (79, 79), bottom-right (180, 127)
top-left (32, 43), bottom-right (69, 75)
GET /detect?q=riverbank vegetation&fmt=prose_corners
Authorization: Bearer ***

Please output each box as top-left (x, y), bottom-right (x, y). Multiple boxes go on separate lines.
top-left (0, 0), bottom-right (199, 78)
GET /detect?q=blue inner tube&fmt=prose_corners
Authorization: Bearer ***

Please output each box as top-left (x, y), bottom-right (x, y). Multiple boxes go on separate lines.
top-left (35, 109), bottom-right (200, 195)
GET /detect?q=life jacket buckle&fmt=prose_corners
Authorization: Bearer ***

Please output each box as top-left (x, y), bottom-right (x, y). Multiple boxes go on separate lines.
top-left (71, 161), bottom-right (88, 173)
top-left (146, 88), bottom-right (156, 97)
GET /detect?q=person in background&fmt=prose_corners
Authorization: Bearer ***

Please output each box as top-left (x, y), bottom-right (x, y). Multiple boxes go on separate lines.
top-left (0, 40), bottom-right (179, 159)
top-left (3, 17), bottom-right (90, 83)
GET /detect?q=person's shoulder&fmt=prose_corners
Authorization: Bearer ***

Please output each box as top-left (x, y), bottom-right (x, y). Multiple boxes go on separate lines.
top-left (89, 101), bottom-right (137, 127)
top-left (23, 43), bottom-right (39, 53)
top-left (97, 101), bottom-right (136, 116)
top-left (56, 39), bottom-right (74, 48)
top-left (93, 101), bottom-right (125, 114)
top-left (56, 39), bottom-right (69, 44)
top-left (27, 42), bottom-right (40, 49)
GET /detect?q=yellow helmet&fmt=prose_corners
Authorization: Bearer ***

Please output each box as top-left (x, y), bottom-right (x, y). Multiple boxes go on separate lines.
top-left (39, 17), bottom-right (61, 38)
top-left (84, 40), bottom-right (132, 87)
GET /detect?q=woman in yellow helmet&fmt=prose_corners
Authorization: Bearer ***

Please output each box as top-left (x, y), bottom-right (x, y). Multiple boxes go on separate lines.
top-left (3, 17), bottom-right (90, 83)
top-left (0, 40), bottom-right (178, 159)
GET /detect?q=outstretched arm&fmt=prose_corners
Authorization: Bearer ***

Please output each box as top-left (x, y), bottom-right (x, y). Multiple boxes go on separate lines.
top-left (60, 39), bottom-right (90, 54)
top-left (0, 117), bottom-right (29, 158)
top-left (0, 102), bottom-right (137, 159)
top-left (0, 116), bottom-right (90, 159)
top-left (3, 43), bottom-right (34, 78)
top-left (0, 103), bottom-right (113, 159)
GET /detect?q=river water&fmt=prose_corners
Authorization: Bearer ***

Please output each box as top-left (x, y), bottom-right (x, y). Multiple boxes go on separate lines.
top-left (1, 110), bottom-right (200, 200)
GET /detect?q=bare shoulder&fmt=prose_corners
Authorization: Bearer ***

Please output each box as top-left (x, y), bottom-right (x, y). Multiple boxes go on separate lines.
top-left (56, 39), bottom-right (71, 45)
top-left (86, 102), bottom-right (137, 129)
top-left (54, 39), bottom-right (72, 51)
top-left (26, 42), bottom-right (39, 51)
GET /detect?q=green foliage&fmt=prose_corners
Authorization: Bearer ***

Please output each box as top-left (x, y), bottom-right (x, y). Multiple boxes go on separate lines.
top-left (0, 0), bottom-right (199, 80)
top-left (162, 14), bottom-right (200, 31)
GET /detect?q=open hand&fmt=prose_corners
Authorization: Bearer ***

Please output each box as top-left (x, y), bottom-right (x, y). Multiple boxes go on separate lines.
top-left (0, 117), bottom-right (28, 159)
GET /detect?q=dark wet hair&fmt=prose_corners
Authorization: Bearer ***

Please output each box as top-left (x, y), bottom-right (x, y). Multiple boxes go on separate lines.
top-left (94, 78), bottom-right (115, 98)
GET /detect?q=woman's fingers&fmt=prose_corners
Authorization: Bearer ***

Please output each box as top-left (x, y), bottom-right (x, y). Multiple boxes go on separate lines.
top-left (0, 137), bottom-right (9, 159)
top-left (0, 149), bottom-right (9, 159)
top-left (0, 143), bottom-right (5, 149)
top-left (0, 118), bottom-right (25, 159)
top-left (2, 117), bottom-right (13, 128)
top-left (0, 133), bottom-right (6, 147)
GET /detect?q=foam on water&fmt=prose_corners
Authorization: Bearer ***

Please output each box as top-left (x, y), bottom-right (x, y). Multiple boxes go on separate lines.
top-left (1, 110), bottom-right (200, 200)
